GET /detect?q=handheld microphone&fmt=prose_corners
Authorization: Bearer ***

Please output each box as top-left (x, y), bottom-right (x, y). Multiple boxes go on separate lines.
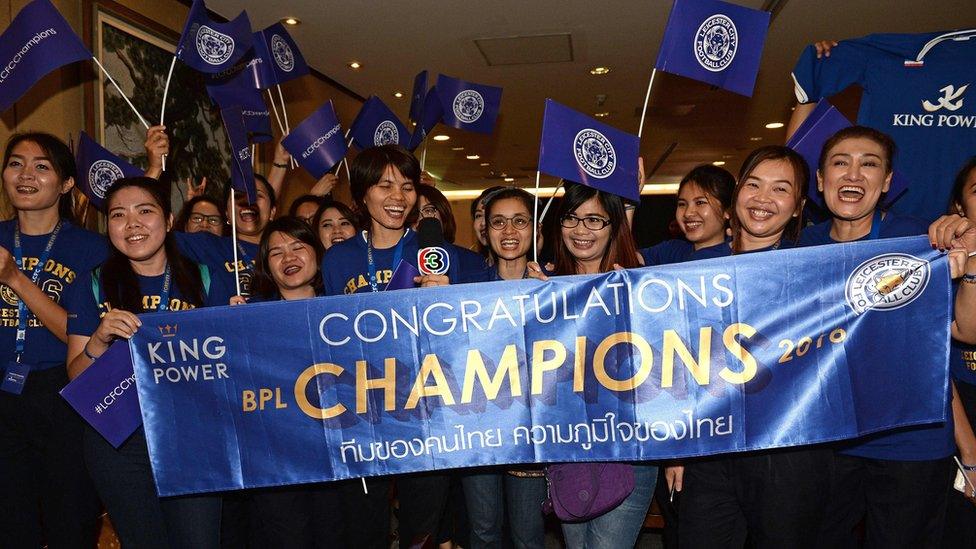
top-left (417, 217), bottom-right (450, 276)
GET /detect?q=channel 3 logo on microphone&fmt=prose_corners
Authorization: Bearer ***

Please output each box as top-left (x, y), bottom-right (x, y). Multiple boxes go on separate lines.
top-left (418, 247), bottom-right (450, 275)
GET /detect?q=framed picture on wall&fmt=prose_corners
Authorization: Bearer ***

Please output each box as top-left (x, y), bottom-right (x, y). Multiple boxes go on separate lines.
top-left (85, 0), bottom-right (231, 210)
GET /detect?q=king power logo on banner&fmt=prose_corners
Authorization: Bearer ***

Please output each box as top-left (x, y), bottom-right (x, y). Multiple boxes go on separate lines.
top-left (127, 237), bottom-right (950, 496)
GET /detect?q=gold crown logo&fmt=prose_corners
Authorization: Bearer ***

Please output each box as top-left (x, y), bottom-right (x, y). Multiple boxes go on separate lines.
top-left (158, 324), bottom-right (178, 337)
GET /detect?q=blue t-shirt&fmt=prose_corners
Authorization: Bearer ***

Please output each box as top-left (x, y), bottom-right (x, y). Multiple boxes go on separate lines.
top-left (321, 229), bottom-right (464, 295)
top-left (66, 263), bottom-right (233, 337)
top-left (950, 282), bottom-right (976, 387)
top-left (799, 212), bottom-right (954, 460)
top-left (798, 212), bottom-right (927, 246)
top-left (457, 246), bottom-right (488, 277)
top-left (642, 239), bottom-right (732, 265)
top-left (174, 231), bottom-right (257, 297)
top-left (0, 220), bottom-right (107, 371)
top-left (792, 30), bottom-right (976, 222)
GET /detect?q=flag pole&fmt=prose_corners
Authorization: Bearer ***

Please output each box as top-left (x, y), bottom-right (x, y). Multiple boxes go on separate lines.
top-left (420, 142), bottom-right (428, 171)
top-left (538, 179), bottom-right (564, 224)
top-left (636, 68), bottom-right (658, 139)
top-left (92, 56), bottom-right (149, 130)
top-left (267, 89), bottom-right (286, 135)
top-left (332, 131), bottom-right (353, 176)
top-left (276, 85), bottom-right (297, 169)
top-left (532, 170), bottom-right (541, 263)
top-left (251, 144), bottom-right (256, 171)
top-left (230, 190), bottom-right (242, 296)
top-left (158, 55), bottom-right (178, 172)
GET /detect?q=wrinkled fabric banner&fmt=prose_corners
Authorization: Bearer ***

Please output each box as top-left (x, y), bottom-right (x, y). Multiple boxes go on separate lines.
top-left (131, 236), bottom-right (950, 496)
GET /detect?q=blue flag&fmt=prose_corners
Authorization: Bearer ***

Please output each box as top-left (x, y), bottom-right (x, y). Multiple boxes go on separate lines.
top-left (60, 342), bottom-right (139, 448)
top-left (253, 23), bottom-right (309, 87)
top-left (409, 70), bottom-right (428, 123)
top-left (75, 132), bottom-right (144, 212)
top-left (220, 106), bottom-right (257, 203)
top-left (0, 0), bottom-right (92, 113)
top-left (176, 0), bottom-right (253, 74)
top-left (407, 87), bottom-right (443, 151)
top-left (655, 0), bottom-right (770, 97)
top-left (436, 74), bottom-right (502, 134)
top-left (282, 100), bottom-right (348, 179)
top-left (206, 60), bottom-right (272, 143)
top-left (348, 96), bottom-right (409, 151)
top-left (538, 99), bottom-right (640, 201)
top-left (126, 236), bottom-right (949, 495)
top-left (787, 100), bottom-right (909, 209)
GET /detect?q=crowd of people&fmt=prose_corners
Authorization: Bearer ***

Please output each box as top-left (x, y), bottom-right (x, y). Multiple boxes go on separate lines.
top-left (2, 48), bottom-right (976, 549)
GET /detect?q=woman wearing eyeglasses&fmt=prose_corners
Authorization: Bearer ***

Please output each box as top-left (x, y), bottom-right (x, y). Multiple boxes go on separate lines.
top-left (174, 196), bottom-right (225, 237)
top-left (415, 184), bottom-right (486, 275)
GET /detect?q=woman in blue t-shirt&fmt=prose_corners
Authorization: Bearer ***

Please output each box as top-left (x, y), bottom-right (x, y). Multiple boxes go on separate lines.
top-left (804, 127), bottom-right (956, 549)
top-left (65, 177), bottom-right (230, 549)
top-left (0, 133), bottom-right (104, 547)
top-left (679, 146), bottom-right (828, 549)
top-left (529, 182), bottom-right (655, 549)
top-left (641, 164), bottom-right (734, 266)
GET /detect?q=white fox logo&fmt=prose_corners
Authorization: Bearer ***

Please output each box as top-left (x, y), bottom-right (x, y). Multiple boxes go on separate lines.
top-left (922, 84), bottom-right (968, 112)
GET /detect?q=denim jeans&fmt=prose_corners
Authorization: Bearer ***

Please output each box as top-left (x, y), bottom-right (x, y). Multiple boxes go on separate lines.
top-left (560, 463), bottom-right (657, 549)
top-left (84, 427), bottom-right (221, 549)
top-left (461, 469), bottom-right (505, 548)
top-left (505, 474), bottom-right (547, 549)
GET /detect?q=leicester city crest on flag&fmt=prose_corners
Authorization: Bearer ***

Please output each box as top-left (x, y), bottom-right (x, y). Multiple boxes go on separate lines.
top-left (573, 129), bottom-right (617, 179)
top-left (195, 25), bottom-right (235, 66)
top-left (75, 132), bottom-right (143, 211)
top-left (270, 34), bottom-right (294, 72)
top-left (374, 121), bottom-right (400, 146)
top-left (88, 160), bottom-right (125, 199)
top-left (695, 14), bottom-right (738, 72)
top-left (436, 74), bottom-right (502, 134)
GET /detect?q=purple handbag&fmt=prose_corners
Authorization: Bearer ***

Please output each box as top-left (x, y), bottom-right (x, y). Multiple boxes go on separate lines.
top-left (543, 462), bottom-right (635, 521)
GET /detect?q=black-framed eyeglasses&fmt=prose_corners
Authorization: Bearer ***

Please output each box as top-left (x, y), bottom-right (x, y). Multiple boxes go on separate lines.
top-left (488, 215), bottom-right (531, 231)
top-left (189, 213), bottom-right (223, 226)
top-left (419, 206), bottom-right (439, 218)
top-left (560, 214), bottom-right (610, 230)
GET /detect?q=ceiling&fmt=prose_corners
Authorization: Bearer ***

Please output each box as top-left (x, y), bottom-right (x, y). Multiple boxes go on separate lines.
top-left (207, 0), bottom-right (976, 193)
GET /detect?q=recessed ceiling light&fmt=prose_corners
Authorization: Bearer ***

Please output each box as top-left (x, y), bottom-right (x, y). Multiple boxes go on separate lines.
top-left (480, 162), bottom-right (490, 167)
top-left (393, 91), bottom-right (404, 98)
top-left (594, 112), bottom-right (610, 118)
top-left (504, 177), bottom-right (515, 182)
top-left (765, 122), bottom-right (784, 129)
top-left (499, 172), bottom-right (508, 178)
top-left (348, 61), bottom-right (361, 70)
top-left (281, 17), bottom-right (300, 26)
top-left (712, 161), bottom-right (726, 166)
top-left (749, 136), bottom-right (762, 141)
top-left (590, 66), bottom-right (611, 76)
top-left (450, 146), bottom-right (464, 151)
top-left (466, 155), bottom-right (480, 160)
top-left (432, 134), bottom-right (450, 141)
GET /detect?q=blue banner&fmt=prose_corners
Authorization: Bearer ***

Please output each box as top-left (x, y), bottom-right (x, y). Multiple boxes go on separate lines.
top-left (348, 95), bottom-right (410, 151)
top-left (282, 100), bottom-right (347, 179)
top-left (655, 0), bottom-right (770, 97)
top-left (176, 0), bottom-right (253, 74)
top-left (0, 0), bottom-right (92, 113)
top-left (75, 131), bottom-right (144, 212)
top-left (538, 99), bottom-right (640, 201)
top-left (436, 74), bottom-right (502, 134)
top-left (130, 237), bottom-right (950, 496)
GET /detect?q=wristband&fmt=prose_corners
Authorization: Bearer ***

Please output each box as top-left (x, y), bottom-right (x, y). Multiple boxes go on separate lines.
top-left (83, 344), bottom-right (99, 361)
top-left (963, 273), bottom-right (976, 284)
top-left (273, 162), bottom-right (290, 169)
top-left (962, 462), bottom-right (976, 471)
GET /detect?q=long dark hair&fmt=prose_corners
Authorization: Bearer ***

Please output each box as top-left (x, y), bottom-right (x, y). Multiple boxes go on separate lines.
top-left (174, 196), bottom-right (225, 234)
top-left (552, 183), bottom-right (640, 275)
top-left (729, 146), bottom-right (809, 253)
top-left (252, 217), bottom-right (324, 299)
top-left (312, 199), bottom-right (359, 231)
top-left (3, 132), bottom-right (76, 221)
top-left (949, 157), bottom-right (976, 215)
top-left (101, 177), bottom-right (205, 311)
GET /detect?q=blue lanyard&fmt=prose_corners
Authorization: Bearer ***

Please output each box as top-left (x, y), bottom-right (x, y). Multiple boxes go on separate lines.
top-left (156, 263), bottom-right (172, 312)
top-left (867, 209), bottom-right (883, 241)
top-left (236, 242), bottom-right (253, 268)
top-left (366, 230), bottom-right (407, 293)
top-left (12, 221), bottom-right (62, 362)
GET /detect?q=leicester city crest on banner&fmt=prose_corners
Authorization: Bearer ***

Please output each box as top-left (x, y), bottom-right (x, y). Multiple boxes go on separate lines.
top-left (573, 129), bottom-right (617, 179)
top-left (270, 34), bottom-right (294, 72)
top-left (88, 160), bottom-right (124, 199)
top-left (845, 253), bottom-right (930, 315)
top-left (374, 121), bottom-right (399, 146)
top-left (196, 25), bottom-right (235, 66)
top-left (694, 14), bottom-right (738, 72)
top-left (453, 90), bottom-right (485, 123)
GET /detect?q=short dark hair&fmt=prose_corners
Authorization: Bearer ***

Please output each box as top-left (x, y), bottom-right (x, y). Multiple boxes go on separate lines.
top-left (3, 132), bottom-right (77, 221)
top-left (312, 199), bottom-right (359, 232)
top-left (288, 194), bottom-right (329, 218)
top-left (730, 146), bottom-right (809, 252)
top-left (175, 196), bottom-right (224, 233)
top-left (349, 145), bottom-right (420, 213)
top-left (679, 164), bottom-right (735, 211)
top-left (252, 217), bottom-right (324, 299)
top-left (818, 126), bottom-right (896, 174)
top-left (471, 185), bottom-right (505, 217)
top-left (484, 186), bottom-right (537, 220)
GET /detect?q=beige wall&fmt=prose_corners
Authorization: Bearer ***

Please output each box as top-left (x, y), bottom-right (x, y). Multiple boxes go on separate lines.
top-left (0, 0), bottom-right (364, 219)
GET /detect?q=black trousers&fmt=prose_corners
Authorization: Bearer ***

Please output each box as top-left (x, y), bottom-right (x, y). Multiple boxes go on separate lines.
top-left (944, 380), bottom-right (976, 548)
top-left (679, 447), bottom-right (830, 549)
top-left (817, 452), bottom-right (953, 549)
top-left (0, 366), bottom-right (100, 549)
top-left (397, 471), bottom-right (451, 547)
